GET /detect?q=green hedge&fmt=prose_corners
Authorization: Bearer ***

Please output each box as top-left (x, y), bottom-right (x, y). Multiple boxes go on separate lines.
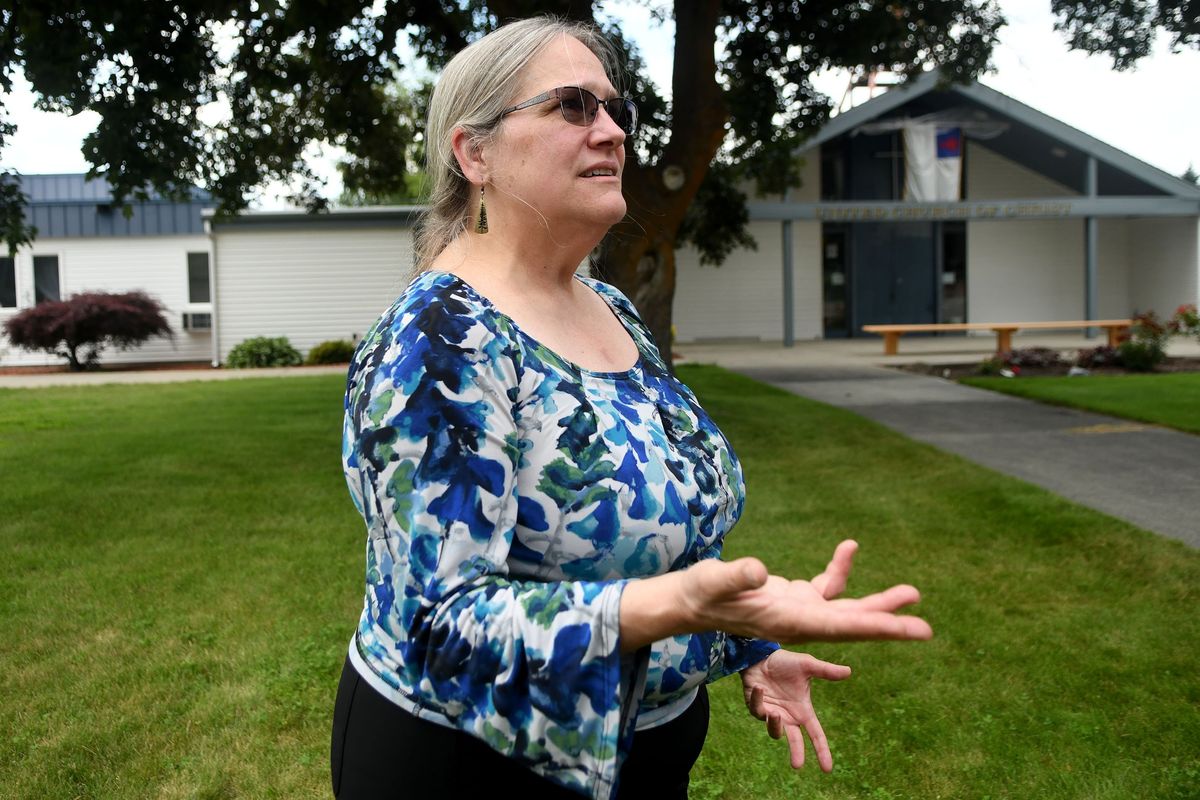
top-left (225, 336), bottom-right (302, 368)
top-left (305, 339), bottom-right (356, 365)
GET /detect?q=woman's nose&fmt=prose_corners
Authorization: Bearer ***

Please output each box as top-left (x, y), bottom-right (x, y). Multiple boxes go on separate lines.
top-left (592, 106), bottom-right (626, 147)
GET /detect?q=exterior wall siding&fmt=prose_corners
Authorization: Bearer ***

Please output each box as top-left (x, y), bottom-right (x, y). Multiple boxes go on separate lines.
top-left (1097, 219), bottom-right (1132, 318)
top-left (0, 235), bottom-right (213, 367)
top-left (672, 218), bottom-right (822, 343)
top-left (673, 221), bottom-right (786, 341)
top-left (673, 154), bottom-right (822, 343)
top-left (214, 226), bottom-right (412, 362)
top-left (966, 141), bottom-right (1077, 200)
top-left (966, 219), bottom-right (1086, 321)
top-left (794, 148), bottom-right (821, 203)
top-left (1127, 218), bottom-right (1200, 315)
top-left (792, 221), bottom-right (823, 338)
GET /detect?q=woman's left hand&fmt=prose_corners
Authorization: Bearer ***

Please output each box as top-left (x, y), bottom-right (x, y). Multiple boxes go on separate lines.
top-left (740, 650), bottom-right (852, 772)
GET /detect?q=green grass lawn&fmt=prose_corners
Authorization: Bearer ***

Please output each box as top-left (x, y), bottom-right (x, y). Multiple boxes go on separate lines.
top-left (962, 372), bottom-right (1200, 435)
top-left (1, 368), bottom-right (1196, 799)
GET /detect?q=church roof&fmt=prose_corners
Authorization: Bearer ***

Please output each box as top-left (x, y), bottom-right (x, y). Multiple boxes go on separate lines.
top-left (802, 71), bottom-right (1200, 199)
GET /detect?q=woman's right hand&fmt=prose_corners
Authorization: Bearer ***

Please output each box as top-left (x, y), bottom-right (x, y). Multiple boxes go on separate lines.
top-left (679, 540), bottom-right (932, 644)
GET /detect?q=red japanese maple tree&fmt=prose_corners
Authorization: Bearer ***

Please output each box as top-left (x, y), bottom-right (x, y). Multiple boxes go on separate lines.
top-left (4, 291), bottom-right (173, 371)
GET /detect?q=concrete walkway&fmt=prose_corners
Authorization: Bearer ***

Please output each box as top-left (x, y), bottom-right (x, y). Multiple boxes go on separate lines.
top-left (676, 335), bottom-right (1200, 548)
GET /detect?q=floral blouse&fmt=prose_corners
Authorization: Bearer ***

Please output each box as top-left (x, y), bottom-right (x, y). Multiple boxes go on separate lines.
top-left (341, 271), bottom-right (777, 799)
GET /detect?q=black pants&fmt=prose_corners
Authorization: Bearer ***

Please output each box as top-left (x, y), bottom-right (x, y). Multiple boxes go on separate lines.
top-left (331, 657), bottom-right (709, 799)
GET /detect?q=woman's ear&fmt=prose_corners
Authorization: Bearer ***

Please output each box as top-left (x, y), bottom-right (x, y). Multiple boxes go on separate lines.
top-left (450, 127), bottom-right (488, 186)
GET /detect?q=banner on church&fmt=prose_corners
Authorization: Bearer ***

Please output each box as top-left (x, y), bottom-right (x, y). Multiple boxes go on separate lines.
top-left (904, 124), bottom-right (962, 201)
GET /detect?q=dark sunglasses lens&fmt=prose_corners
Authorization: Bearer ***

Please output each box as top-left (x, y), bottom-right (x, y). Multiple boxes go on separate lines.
top-left (558, 88), bottom-right (597, 126)
top-left (607, 99), bottom-right (637, 134)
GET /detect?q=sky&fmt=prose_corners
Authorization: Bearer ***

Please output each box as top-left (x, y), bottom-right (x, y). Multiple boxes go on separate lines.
top-left (2, 0), bottom-right (1197, 206)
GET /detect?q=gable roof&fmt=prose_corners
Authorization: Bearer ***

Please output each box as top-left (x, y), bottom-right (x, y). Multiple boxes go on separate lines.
top-left (802, 71), bottom-right (1200, 199)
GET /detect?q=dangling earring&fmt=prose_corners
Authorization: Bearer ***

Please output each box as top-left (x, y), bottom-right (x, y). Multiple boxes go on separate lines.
top-left (475, 185), bottom-right (489, 234)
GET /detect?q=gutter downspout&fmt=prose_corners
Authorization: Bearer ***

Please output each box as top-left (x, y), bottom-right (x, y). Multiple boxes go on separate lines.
top-left (205, 216), bottom-right (220, 367)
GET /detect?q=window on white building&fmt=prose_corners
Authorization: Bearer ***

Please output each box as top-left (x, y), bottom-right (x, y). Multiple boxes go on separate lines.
top-left (187, 252), bottom-right (210, 303)
top-left (33, 255), bottom-right (60, 304)
top-left (0, 256), bottom-right (15, 307)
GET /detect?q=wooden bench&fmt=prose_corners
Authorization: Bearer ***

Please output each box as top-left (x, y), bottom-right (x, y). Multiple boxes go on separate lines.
top-left (860, 320), bottom-right (1133, 356)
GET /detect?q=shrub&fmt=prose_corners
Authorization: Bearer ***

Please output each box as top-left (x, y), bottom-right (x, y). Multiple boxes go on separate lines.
top-left (305, 339), bottom-right (356, 365)
top-left (225, 336), bottom-right (302, 368)
top-left (2, 291), bottom-right (172, 371)
top-left (1172, 303), bottom-right (1199, 343)
top-left (1117, 339), bottom-right (1165, 372)
top-left (1130, 310), bottom-right (1171, 349)
top-left (1076, 346), bottom-right (1120, 368)
top-left (1115, 311), bottom-right (1170, 372)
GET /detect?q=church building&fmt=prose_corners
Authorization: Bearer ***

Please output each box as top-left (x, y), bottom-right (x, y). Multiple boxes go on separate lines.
top-left (671, 72), bottom-right (1200, 344)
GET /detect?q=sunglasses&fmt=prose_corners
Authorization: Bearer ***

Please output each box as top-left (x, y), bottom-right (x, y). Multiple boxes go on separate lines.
top-left (500, 86), bottom-right (638, 136)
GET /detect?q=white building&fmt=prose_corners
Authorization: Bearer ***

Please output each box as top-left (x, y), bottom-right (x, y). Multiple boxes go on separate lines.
top-left (207, 208), bottom-right (416, 363)
top-left (0, 174), bottom-right (215, 367)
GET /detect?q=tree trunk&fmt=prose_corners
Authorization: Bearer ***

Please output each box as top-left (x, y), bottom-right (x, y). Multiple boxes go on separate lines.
top-left (593, 0), bottom-right (727, 370)
top-left (61, 345), bottom-right (84, 371)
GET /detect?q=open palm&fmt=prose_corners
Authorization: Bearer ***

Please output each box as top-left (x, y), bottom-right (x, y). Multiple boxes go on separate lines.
top-left (740, 650), bottom-right (851, 771)
top-left (682, 539), bottom-right (933, 644)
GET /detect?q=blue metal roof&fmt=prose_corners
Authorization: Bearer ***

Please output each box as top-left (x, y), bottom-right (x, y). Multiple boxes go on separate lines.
top-left (19, 173), bottom-right (212, 238)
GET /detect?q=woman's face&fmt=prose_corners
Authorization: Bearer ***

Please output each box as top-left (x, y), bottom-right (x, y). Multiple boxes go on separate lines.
top-left (486, 35), bottom-right (627, 237)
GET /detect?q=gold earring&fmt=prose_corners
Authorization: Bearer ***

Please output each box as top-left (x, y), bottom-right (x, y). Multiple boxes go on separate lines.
top-left (475, 185), bottom-right (489, 234)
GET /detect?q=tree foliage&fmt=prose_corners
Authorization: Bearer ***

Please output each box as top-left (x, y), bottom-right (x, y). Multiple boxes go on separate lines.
top-left (3, 290), bottom-right (172, 370)
top-left (0, 0), bottom-right (1188, 352)
top-left (335, 79), bottom-right (431, 205)
top-left (1051, 0), bottom-right (1199, 69)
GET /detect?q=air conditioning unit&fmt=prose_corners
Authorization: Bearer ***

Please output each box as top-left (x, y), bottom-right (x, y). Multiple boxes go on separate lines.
top-left (182, 312), bottom-right (212, 331)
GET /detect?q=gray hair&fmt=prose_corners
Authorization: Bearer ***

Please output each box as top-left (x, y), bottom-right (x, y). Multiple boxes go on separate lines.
top-left (412, 16), bottom-right (622, 273)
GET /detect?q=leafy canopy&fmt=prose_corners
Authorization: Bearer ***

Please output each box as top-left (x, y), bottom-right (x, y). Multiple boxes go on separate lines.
top-left (0, 0), bottom-right (1192, 267)
top-left (1051, 0), bottom-right (1199, 69)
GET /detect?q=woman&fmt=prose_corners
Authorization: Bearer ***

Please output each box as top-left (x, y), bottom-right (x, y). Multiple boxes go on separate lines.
top-left (332, 17), bottom-right (931, 800)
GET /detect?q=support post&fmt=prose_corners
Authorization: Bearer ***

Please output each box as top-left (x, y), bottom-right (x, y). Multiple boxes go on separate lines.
top-left (781, 219), bottom-right (795, 347)
top-left (1085, 156), bottom-right (1098, 337)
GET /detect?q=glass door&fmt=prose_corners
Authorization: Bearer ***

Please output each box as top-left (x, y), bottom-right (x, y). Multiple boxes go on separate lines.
top-left (822, 225), bottom-right (849, 337)
top-left (939, 222), bottom-right (967, 324)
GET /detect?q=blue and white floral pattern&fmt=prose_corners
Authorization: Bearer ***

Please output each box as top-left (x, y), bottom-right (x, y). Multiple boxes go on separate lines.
top-left (342, 271), bottom-right (777, 799)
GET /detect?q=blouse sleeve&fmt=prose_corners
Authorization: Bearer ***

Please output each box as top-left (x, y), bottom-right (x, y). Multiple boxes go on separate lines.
top-left (343, 297), bottom-right (644, 800)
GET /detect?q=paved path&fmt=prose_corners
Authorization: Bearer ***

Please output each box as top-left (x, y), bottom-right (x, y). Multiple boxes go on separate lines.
top-left (734, 365), bottom-right (1200, 548)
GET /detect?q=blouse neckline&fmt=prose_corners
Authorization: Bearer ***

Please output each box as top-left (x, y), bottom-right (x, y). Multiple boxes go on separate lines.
top-left (429, 271), bottom-right (646, 381)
